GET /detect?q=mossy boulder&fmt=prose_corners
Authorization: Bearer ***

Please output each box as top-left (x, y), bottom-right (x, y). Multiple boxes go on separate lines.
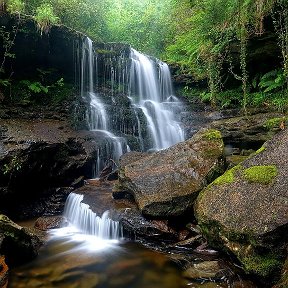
top-left (195, 128), bottom-right (288, 279)
top-left (118, 128), bottom-right (225, 217)
top-left (0, 215), bottom-right (42, 265)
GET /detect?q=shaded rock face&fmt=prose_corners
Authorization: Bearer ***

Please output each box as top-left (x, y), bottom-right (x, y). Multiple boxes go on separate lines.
top-left (0, 14), bottom-right (81, 84)
top-left (0, 215), bottom-right (42, 266)
top-left (0, 119), bottom-right (105, 219)
top-left (209, 112), bottom-right (284, 151)
top-left (195, 128), bottom-right (288, 278)
top-left (118, 129), bottom-right (225, 217)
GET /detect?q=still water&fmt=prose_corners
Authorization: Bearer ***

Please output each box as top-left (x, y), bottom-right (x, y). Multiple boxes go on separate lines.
top-left (9, 227), bottom-right (187, 288)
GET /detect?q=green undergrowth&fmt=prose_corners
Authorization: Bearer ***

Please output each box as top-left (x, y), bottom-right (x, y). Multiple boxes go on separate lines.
top-left (180, 86), bottom-right (288, 112)
top-left (264, 117), bottom-right (287, 130)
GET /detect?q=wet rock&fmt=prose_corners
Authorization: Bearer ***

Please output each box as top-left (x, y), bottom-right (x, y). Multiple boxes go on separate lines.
top-left (0, 214), bottom-right (42, 265)
top-left (119, 151), bottom-right (150, 167)
top-left (195, 129), bottom-right (288, 279)
top-left (226, 155), bottom-right (248, 168)
top-left (169, 235), bottom-right (202, 249)
top-left (0, 119), bottom-right (107, 219)
top-left (118, 128), bottom-right (225, 217)
top-left (35, 216), bottom-right (68, 231)
top-left (183, 260), bottom-right (222, 279)
top-left (0, 255), bottom-right (8, 288)
top-left (119, 208), bottom-right (178, 242)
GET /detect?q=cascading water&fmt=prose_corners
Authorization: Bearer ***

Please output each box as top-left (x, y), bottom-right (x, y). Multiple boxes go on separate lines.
top-left (63, 192), bottom-right (122, 240)
top-left (81, 38), bottom-right (130, 177)
top-left (62, 37), bottom-right (186, 241)
top-left (129, 48), bottom-right (185, 150)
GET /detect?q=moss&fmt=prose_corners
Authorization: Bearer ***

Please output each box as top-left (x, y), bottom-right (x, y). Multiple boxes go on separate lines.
top-left (255, 146), bottom-right (266, 154)
top-left (241, 253), bottom-right (282, 277)
top-left (203, 129), bottom-right (222, 141)
top-left (243, 165), bottom-right (278, 185)
top-left (264, 117), bottom-right (287, 130)
top-left (213, 165), bottom-right (242, 186)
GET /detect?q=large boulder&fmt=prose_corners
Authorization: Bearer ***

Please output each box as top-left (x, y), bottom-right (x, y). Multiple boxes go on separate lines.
top-left (195, 128), bottom-right (288, 279)
top-left (118, 128), bottom-right (225, 217)
top-left (0, 215), bottom-right (42, 265)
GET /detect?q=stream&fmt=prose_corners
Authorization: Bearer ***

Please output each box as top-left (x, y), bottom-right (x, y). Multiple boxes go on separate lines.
top-left (9, 230), bottom-right (187, 288)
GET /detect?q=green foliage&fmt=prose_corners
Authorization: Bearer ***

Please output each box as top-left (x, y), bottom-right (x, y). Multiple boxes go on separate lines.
top-left (259, 69), bottom-right (286, 93)
top-left (6, 0), bottom-right (24, 14)
top-left (34, 3), bottom-right (59, 34)
top-left (264, 117), bottom-right (287, 129)
top-left (0, 78), bottom-right (11, 87)
top-left (243, 165), bottom-right (278, 185)
top-left (20, 80), bottom-right (49, 94)
top-left (3, 155), bottom-right (22, 175)
top-left (0, 25), bottom-right (17, 74)
top-left (203, 129), bottom-right (222, 140)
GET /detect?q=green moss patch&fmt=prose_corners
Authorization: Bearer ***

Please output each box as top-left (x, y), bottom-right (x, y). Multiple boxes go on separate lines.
top-left (241, 253), bottom-right (282, 277)
top-left (243, 165), bottom-right (277, 185)
top-left (255, 146), bottom-right (266, 154)
top-left (264, 117), bottom-right (287, 130)
top-left (213, 165), bottom-right (242, 186)
top-left (203, 129), bottom-right (222, 141)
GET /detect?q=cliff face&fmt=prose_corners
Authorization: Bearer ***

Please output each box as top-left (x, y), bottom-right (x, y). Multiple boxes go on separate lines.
top-left (0, 13), bottom-right (81, 83)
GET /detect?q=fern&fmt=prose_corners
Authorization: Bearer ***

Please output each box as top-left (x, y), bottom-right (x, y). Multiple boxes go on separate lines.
top-left (20, 80), bottom-right (49, 93)
top-left (258, 69), bottom-right (285, 93)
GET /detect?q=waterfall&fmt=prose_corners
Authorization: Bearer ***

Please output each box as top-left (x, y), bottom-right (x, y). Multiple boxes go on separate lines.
top-left (63, 193), bottom-right (123, 240)
top-left (80, 37), bottom-right (185, 174)
top-left (129, 48), bottom-right (185, 150)
top-left (81, 38), bottom-right (130, 177)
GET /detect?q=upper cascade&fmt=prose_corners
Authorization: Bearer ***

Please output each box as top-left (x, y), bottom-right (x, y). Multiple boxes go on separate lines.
top-left (129, 48), bottom-right (185, 150)
top-left (79, 37), bottom-right (185, 175)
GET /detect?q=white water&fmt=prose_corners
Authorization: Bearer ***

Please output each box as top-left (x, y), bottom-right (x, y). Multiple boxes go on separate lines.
top-left (81, 38), bottom-right (184, 174)
top-left (81, 38), bottom-right (129, 177)
top-left (129, 48), bottom-right (184, 150)
top-left (63, 192), bottom-right (123, 240)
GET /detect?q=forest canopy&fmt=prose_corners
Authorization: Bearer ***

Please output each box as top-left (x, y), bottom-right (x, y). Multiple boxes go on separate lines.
top-left (1, 0), bottom-right (288, 111)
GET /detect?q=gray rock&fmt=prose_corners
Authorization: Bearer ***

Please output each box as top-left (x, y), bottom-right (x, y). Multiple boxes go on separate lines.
top-left (195, 128), bottom-right (288, 278)
top-left (118, 128), bottom-right (225, 217)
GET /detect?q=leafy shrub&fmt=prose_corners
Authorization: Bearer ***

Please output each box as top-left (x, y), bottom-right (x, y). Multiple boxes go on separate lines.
top-left (258, 69), bottom-right (286, 93)
top-left (6, 0), bottom-right (24, 14)
top-left (20, 80), bottom-right (49, 94)
top-left (34, 3), bottom-right (59, 35)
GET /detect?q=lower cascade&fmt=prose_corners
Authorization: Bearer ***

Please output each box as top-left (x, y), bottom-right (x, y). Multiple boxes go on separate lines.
top-left (63, 192), bottom-right (123, 240)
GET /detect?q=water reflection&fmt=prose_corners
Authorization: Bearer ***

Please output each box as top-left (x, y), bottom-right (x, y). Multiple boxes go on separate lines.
top-left (9, 228), bottom-right (187, 288)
